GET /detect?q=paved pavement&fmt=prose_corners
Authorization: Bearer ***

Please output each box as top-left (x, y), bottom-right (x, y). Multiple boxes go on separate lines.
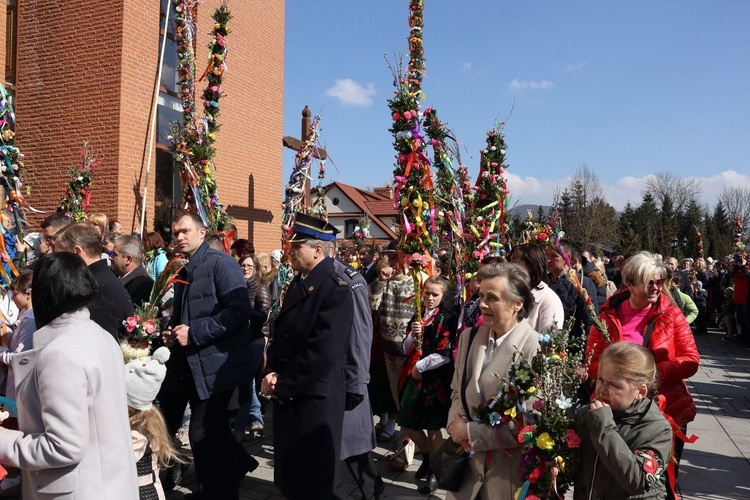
top-left (166, 326), bottom-right (750, 499)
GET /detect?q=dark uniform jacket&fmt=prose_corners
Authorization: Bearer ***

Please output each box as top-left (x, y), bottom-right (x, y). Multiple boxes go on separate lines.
top-left (268, 256), bottom-right (353, 499)
top-left (334, 259), bottom-right (377, 460)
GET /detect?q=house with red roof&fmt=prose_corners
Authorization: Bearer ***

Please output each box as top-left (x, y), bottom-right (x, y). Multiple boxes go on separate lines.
top-left (315, 182), bottom-right (398, 245)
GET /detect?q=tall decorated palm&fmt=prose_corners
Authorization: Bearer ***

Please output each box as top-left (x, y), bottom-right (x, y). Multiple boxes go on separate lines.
top-left (465, 123), bottom-right (511, 274)
top-left (0, 84), bottom-right (30, 237)
top-left (734, 214), bottom-right (747, 260)
top-left (169, 1), bottom-right (232, 232)
top-left (423, 107), bottom-right (467, 304)
top-left (273, 113), bottom-right (325, 319)
top-left (387, 0), bottom-right (435, 386)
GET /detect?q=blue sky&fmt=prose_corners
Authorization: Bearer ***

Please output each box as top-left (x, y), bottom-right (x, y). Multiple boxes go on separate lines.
top-left (282, 1), bottom-right (750, 211)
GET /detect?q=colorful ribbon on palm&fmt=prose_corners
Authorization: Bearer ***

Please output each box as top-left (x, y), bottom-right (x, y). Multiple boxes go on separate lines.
top-left (59, 142), bottom-right (99, 222)
top-left (388, 0), bottom-right (435, 325)
top-left (423, 107), bottom-right (468, 305)
top-left (733, 214), bottom-right (745, 259)
top-left (169, 0), bottom-right (231, 231)
top-left (465, 124), bottom-right (512, 274)
top-left (272, 114), bottom-right (325, 319)
top-left (0, 83), bottom-right (35, 237)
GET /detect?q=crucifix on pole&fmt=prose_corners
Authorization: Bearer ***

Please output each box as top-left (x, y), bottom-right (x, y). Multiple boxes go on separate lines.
top-left (282, 105), bottom-right (328, 208)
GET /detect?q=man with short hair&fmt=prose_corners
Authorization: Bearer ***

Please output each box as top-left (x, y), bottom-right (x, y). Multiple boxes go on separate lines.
top-left (358, 244), bottom-right (377, 285)
top-left (261, 213), bottom-right (354, 500)
top-left (160, 211), bottom-right (255, 500)
top-left (666, 256), bottom-right (691, 294)
top-left (40, 212), bottom-right (72, 252)
top-left (54, 222), bottom-right (133, 338)
top-left (665, 256), bottom-right (678, 272)
top-left (111, 235), bottom-right (154, 308)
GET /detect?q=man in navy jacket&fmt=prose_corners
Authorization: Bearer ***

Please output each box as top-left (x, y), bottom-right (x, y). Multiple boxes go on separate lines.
top-left (161, 211), bottom-right (254, 500)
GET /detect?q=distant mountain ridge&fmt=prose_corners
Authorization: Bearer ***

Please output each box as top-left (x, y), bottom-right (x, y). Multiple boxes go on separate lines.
top-left (510, 204), bottom-right (552, 218)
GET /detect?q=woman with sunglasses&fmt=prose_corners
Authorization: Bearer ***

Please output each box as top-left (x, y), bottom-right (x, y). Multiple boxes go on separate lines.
top-left (585, 251), bottom-right (699, 499)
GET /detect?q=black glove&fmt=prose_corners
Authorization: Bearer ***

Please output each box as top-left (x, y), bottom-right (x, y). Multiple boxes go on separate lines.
top-left (345, 392), bottom-right (365, 411)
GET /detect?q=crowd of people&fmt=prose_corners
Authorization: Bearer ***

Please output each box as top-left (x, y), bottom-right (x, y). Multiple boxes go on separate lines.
top-left (0, 207), bottom-right (746, 500)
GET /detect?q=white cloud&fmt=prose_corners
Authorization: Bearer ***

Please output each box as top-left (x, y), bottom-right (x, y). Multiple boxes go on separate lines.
top-left (504, 170), bottom-right (750, 212)
top-left (564, 61), bottom-right (587, 72)
top-left (508, 79), bottom-right (555, 91)
top-left (324, 79), bottom-right (376, 106)
top-left (461, 62), bottom-right (472, 73)
top-left (504, 172), bottom-right (566, 206)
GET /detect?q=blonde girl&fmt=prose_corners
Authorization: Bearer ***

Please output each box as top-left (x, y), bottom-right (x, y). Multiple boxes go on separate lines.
top-left (575, 342), bottom-right (672, 499)
top-left (126, 347), bottom-right (183, 500)
top-left (87, 212), bottom-right (109, 236)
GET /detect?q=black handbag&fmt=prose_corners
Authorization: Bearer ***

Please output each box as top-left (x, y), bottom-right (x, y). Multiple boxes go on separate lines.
top-left (432, 326), bottom-right (480, 492)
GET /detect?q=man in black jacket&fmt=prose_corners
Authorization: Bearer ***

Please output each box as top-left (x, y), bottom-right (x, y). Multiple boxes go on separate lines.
top-left (54, 223), bottom-right (133, 339)
top-left (111, 235), bottom-right (154, 308)
top-left (261, 213), bottom-right (354, 499)
top-left (358, 244), bottom-right (378, 285)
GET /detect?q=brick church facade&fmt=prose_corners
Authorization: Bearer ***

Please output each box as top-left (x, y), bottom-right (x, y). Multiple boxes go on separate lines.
top-left (2, 0), bottom-right (284, 251)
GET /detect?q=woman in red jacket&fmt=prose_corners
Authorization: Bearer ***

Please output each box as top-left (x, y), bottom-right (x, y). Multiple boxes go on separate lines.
top-left (586, 251), bottom-right (699, 499)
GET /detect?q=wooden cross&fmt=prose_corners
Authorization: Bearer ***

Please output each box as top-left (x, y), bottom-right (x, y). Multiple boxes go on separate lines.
top-left (282, 105), bottom-right (328, 207)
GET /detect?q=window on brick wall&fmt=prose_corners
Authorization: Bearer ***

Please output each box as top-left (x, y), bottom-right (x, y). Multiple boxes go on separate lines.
top-left (5, 0), bottom-right (17, 86)
top-left (155, 148), bottom-right (180, 204)
top-left (156, 0), bottom-right (180, 207)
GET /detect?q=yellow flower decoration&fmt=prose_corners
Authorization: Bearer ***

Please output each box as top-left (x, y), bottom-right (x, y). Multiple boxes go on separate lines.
top-left (556, 455), bottom-right (566, 473)
top-left (526, 386), bottom-right (537, 395)
top-left (504, 407), bottom-right (517, 419)
top-left (536, 432), bottom-right (555, 450)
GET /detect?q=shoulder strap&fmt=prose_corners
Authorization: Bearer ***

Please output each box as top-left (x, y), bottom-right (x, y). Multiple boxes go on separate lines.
top-left (642, 321), bottom-right (656, 348)
top-left (460, 326), bottom-right (480, 418)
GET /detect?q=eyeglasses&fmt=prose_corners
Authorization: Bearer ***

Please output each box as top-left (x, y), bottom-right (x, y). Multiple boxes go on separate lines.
top-left (646, 279), bottom-right (664, 288)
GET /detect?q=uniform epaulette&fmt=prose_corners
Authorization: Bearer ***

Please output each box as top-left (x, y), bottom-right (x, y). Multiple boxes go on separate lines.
top-left (343, 266), bottom-right (358, 279)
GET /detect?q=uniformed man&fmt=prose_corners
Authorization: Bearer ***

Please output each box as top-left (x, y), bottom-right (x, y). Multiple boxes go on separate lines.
top-left (261, 213), bottom-right (354, 499)
top-left (329, 241), bottom-right (384, 499)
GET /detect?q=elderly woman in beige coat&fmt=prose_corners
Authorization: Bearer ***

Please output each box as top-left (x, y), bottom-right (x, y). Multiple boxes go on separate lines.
top-left (446, 262), bottom-right (540, 500)
top-left (0, 253), bottom-right (138, 499)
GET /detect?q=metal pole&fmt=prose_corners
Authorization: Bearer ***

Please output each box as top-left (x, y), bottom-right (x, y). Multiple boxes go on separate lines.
top-left (140, 1), bottom-right (172, 237)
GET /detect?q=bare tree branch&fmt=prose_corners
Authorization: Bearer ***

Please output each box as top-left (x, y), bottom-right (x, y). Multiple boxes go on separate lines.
top-left (643, 171), bottom-right (702, 214)
top-left (719, 186), bottom-right (750, 229)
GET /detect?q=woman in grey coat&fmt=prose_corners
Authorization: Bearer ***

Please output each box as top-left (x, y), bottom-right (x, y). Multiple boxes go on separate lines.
top-left (0, 253), bottom-right (138, 499)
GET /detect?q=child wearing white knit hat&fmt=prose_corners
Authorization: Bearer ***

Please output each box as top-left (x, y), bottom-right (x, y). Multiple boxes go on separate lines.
top-left (126, 347), bottom-right (183, 500)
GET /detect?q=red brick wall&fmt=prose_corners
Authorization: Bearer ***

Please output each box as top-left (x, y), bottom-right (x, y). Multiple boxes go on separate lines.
top-left (18, 0), bottom-right (125, 224)
top-left (15, 0), bottom-right (284, 253)
top-left (0, 2), bottom-right (7, 83)
top-left (197, 0), bottom-right (285, 253)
